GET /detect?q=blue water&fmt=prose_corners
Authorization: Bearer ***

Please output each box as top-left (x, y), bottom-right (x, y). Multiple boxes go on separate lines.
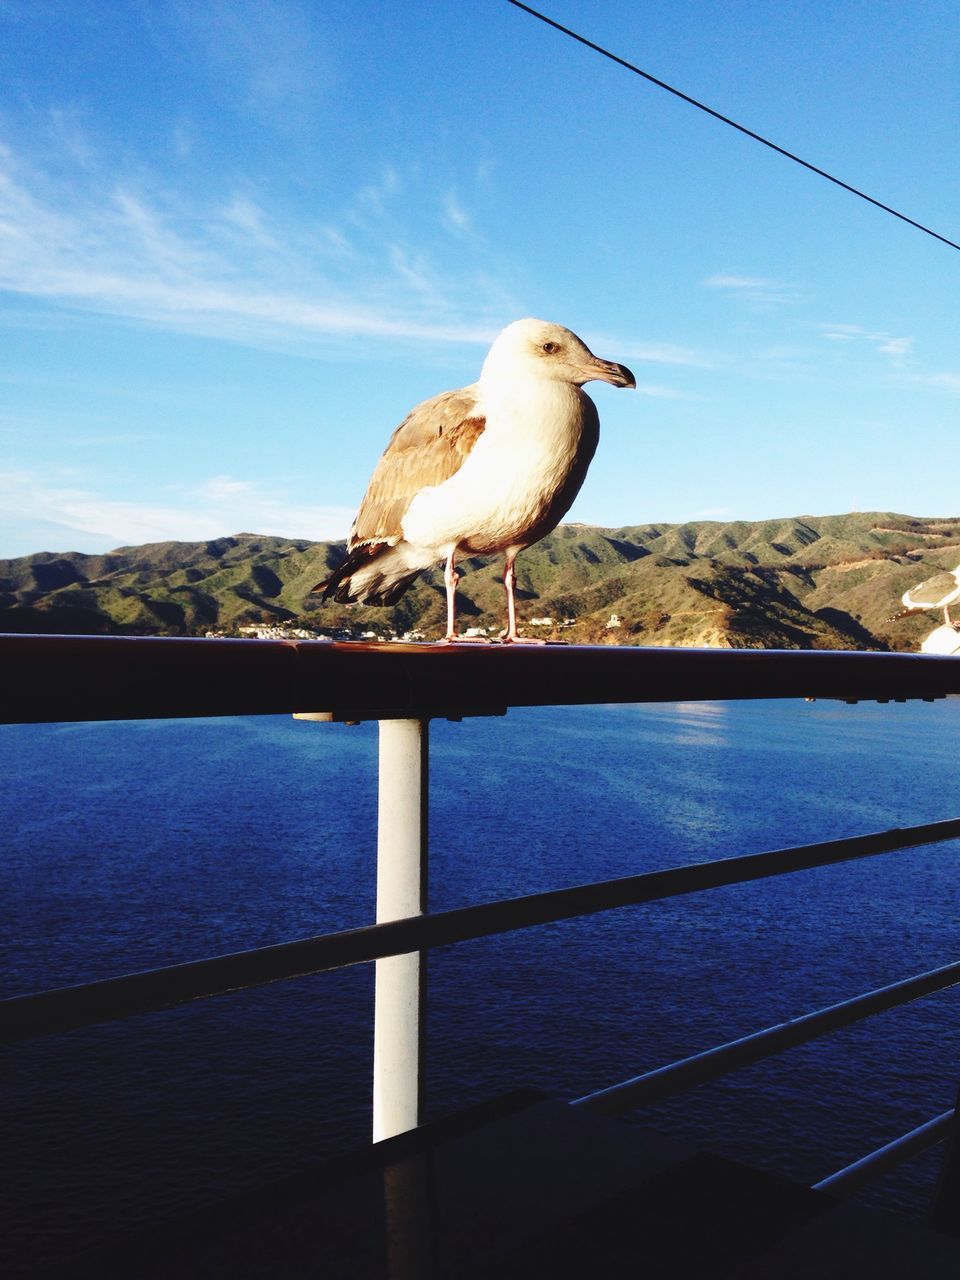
top-left (4, 698), bottom-right (960, 1272)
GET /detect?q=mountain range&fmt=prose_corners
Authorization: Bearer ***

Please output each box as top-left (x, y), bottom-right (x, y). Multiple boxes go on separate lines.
top-left (2, 512), bottom-right (959, 651)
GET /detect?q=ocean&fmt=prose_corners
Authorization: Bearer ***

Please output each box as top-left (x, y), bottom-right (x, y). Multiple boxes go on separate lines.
top-left (4, 697), bottom-right (960, 1272)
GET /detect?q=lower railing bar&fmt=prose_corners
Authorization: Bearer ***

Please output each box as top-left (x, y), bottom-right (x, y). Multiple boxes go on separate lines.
top-left (572, 959), bottom-right (960, 1115)
top-left (4, 816), bottom-right (960, 1045)
top-left (812, 1109), bottom-right (955, 1198)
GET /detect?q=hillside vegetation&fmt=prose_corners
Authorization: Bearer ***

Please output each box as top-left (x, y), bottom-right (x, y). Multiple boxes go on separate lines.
top-left (2, 512), bottom-right (959, 650)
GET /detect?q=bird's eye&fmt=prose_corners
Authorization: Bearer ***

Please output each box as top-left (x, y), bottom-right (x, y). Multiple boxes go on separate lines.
top-left (542, 341), bottom-right (559, 354)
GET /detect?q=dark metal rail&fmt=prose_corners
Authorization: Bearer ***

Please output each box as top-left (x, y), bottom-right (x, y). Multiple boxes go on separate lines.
top-left (4, 817), bottom-right (960, 1044)
top-left (574, 959), bottom-right (960, 1113)
top-left (813, 1110), bottom-right (956, 1198)
top-left (3, 633), bottom-right (960, 724)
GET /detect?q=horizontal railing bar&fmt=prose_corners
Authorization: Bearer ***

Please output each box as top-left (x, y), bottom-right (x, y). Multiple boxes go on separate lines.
top-left (572, 960), bottom-right (960, 1115)
top-left (3, 818), bottom-right (960, 1044)
top-left (812, 1109), bottom-right (955, 1198)
top-left (3, 633), bottom-right (960, 724)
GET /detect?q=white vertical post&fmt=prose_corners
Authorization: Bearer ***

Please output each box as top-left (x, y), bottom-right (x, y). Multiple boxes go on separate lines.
top-left (373, 718), bottom-right (429, 1142)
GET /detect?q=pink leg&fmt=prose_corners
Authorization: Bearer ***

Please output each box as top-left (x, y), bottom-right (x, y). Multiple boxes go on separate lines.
top-left (500, 552), bottom-right (545, 645)
top-left (435, 548), bottom-right (494, 645)
top-left (443, 549), bottom-right (459, 641)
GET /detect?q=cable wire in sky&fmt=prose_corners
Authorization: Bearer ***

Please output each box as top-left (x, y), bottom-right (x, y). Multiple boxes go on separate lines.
top-left (507, 0), bottom-right (960, 254)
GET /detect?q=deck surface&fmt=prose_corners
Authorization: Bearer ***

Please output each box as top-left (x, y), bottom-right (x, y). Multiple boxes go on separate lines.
top-left (38, 1091), bottom-right (960, 1278)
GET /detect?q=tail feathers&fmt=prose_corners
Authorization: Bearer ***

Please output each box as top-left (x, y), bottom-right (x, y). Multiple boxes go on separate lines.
top-left (313, 541), bottom-right (427, 606)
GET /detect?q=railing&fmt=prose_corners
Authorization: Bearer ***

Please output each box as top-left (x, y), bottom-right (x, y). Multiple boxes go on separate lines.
top-left (4, 634), bottom-right (960, 1203)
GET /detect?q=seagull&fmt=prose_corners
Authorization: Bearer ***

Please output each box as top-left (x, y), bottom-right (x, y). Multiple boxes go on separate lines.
top-left (901, 564), bottom-right (960, 627)
top-left (314, 318), bottom-right (636, 642)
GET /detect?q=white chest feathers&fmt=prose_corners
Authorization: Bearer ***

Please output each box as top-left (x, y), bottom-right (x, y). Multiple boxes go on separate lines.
top-left (401, 381), bottom-right (595, 555)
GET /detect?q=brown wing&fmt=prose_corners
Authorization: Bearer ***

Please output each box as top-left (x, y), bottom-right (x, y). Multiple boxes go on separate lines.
top-left (349, 386), bottom-right (486, 549)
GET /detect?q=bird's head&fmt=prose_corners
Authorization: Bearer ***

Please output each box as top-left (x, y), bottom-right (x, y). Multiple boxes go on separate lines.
top-left (481, 318), bottom-right (636, 390)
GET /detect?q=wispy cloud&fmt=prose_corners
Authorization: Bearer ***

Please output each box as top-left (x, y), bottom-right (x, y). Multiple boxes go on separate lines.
top-left (0, 468), bottom-right (354, 557)
top-left (0, 143), bottom-right (502, 350)
top-left (922, 372), bottom-right (960, 394)
top-left (354, 165), bottom-right (403, 219)
top-left (684, 505), bottom-right (733, 521)
top-left (877, 336), bottom-right (913, 358)
top-left (218, 195), bottom-right (282, 251)
top-left (622, 341), bottom-right (706, 367)
top-left (166, 0), bottom-right (337, 132)
top-left (591, 333), bottom-right (707, 368)
top-left (387, 244), bottom-right (439, 299)
top-left (819, 323), bottom-right (913, 361)
top-left (0, 136), bottom-right (712, 373)
top-left (703, 274), bottom-right (797, 306)
top-left (634, 384), bottom-right (690, 399)
top-left (440, 191), bottom-right (472, 236)
top-left (705, 274), bottom-right (772, 291)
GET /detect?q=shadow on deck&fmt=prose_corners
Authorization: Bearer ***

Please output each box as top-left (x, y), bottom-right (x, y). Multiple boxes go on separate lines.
top-left (42, 1091), bottom-right (960, 1279)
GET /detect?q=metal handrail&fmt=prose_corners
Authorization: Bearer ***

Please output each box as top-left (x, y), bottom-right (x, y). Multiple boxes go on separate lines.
top-left (813, 1110), bottom-right (956, 1198)
top-left (5, 817), bottom-right (960, 1044)
top-left (4, 632), bottom-right (960, 724)
top-left (573, 959), bottom-right (960, 1113)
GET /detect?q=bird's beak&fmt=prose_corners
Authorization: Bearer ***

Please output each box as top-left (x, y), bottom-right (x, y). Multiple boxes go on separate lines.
top-left (584, 356), bottom-right (636, 389)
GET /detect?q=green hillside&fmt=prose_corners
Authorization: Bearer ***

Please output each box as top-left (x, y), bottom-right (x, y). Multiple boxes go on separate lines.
top-left (2, 512), bottom-right (959, 650)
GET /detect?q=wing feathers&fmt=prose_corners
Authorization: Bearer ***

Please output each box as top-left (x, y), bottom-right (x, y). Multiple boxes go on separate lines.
top-left (349, 387), bottom-right (485, 548)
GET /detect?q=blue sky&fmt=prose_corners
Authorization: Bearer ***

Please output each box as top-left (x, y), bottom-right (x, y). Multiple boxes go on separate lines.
top-left (1, 0), bottom-right (958, 558)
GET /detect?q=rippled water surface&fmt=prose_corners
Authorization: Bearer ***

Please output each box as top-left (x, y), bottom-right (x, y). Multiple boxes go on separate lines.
top-left (3, 697), bottom-right (960, 1272)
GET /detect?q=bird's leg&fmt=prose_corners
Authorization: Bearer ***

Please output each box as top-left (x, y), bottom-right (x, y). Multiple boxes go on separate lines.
top-left (435, 549), bottom-right (493, 644)
top-left (500, 552), bottom-right (545, 645)
top-left (443, 549), bottom-right (459, 641)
